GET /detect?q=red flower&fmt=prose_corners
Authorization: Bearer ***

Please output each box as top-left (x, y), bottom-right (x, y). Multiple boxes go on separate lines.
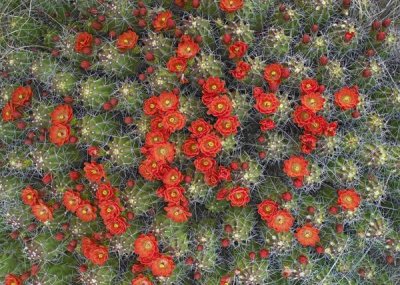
top-left (254, 93), bottom-right (280, 114)
top-left (300, 133), bottom-right (318, 154)
top-left (4, 274), bottom-right (22, 285)
top-left (167, 57), bottom-right (187, 73)
top-left (202, 77), bottom-right (225, 95)
top-left (105, 216), bottom-right (128, 235)
top-left (227, 187), bottom-right (250, 207)
top-left (162, 186), bottom-right (185, 204)
top-left (283, 156), bottom-right (309, 178)
top-left (49, 123), bottom-right (71, 146)
top-left (324, 121), bottom-right (338, 137)
top-left (264, 63), bottom-right (283, 83)
top-left (116, 30), bottom-right (139, 52)
top-left (230, 61), bottom-right (251, 80)
top-left (198, 133), bottom-right (222, 157)
top-left (304, 116), bottom-right (328, 136)
top-left (132, 275), bottom-right (153, 285)
top-left (158, 92), bottom-right (179, 112)
top-left (182, 138), bottom-right (200, 158)
top-left (74, 32), bottom-right (93, 54)
top-left (21, 186), bottom-right (39, 206)
top-left (259, 118), bottom-right (276, 132)
top-left (219, 0), bottom-right (244, 12)
top-left (76, 202), bottom-right (97, 222)
top-left (188, 119), bottom-right (213, 138)
top-left (32, 202), bottom-right (53, 222)
top-left (143, 96), bottom-right (159, 116)
top-left (83, 162), bottom-right (106, 183)
top-left (151, 255), bottom-right (175, 277)
top-left (63, 190), bottom-right (82, 212)
top-left (300, 92), bottom-right (325, 113)
top-left (300, 79), bottom-right (319, 94)
top-left (11, 86), bottom-right (33, 107)
top-left (216, 188), bottom-right (230, 200)
top-left (177, 35), bottom-right (200, 59)
top-left (214, 116), bottom-right (240, 136)
top-left (139, 158), bottom-right (161, 181)
top-left (204, 169), bottom-right (219, 186)
top-left (1, 102), bottom-right (17, 122)
top-left (194, 156), bottom-right (216, 173)
top-left (145, 131), bottom-right (166, 146)
top-left (337, 189), bottom-right (361, 211)
top-left (218, 166), bottom-right (232, 181)
top-left (153, 11), bottom-right (173, 32)
top-left (165, 205), bottom-right (192, 222)
top-left (162, 168), bottom-right (183, 186)
top-left (99, 200), bottom-right (121, 221)
top-left (267, 210), bottom-right (294, 233)
top-left (162, 111), bottom-right (186, 133)
top-left (228, 41), bottom-right (248, 59)
top-left (96, 182), bottom-right (116, 201)
top-left (134, 233), bottom-right (159, 259)
top-left (89, 245), bottom-right (109, 265)
top-left (257, 200), bottom-right (279, 221)
top-left (207, 95), bottom-right (233, 118)
top-left (334, 86), bottom-right (360, 110)
top-left (295, 225), bottom-right (320, 247)
top-left (293, 106), bottom-right (315, 127)
top-left (150, 142), bottom-right (176, 163)
top-left (50, 104), bottom-right (73, 124)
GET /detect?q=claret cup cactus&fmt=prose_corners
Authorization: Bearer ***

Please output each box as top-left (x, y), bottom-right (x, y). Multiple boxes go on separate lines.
top-left (0, 0), bottom-right (399, 284)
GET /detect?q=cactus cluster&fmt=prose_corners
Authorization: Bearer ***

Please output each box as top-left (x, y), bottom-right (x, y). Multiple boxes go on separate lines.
top-left (1, 0), bottom-right (399, 284)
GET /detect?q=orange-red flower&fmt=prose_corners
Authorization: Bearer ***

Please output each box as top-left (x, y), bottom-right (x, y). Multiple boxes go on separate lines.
top-left (74, 32), bottom-right (93, 54)
top-left (1, 102), bottom-right (17, 122)
top-left (89, 244), bottom-right (109, 265)
top-left (198, 133), bottom-right (222, 157)
top-left (230, 61), bottom-right (251, 80)
top-left (219, 0), bottom-right (244, 13)
top-left (300, 79), bottom-right (319, 94)
top-left (153, 11), bottom-right (173, 32)
top-left (267, 210), bottom-right (294, 233)
top-left (167, 57), bottom-right (187, 73)
top-left (50, 104), bottom-right (73, 124)
top-left (49, 123), bottom-right (71, 146)
top-left (150, 142), bottom-right (176, 163)
top-left (11, 86), bottom-right (33, 107)
top-left (182, 138), bottom-right (200, 158)
top-left (116, 30), bottom-right (139, 52)
top-left (76, 202), bottom-right (97, 222)
top-left (21, 186), bottom-right (39, 206)
top-left (105, 216), bottom-right (128, 235)
top-left (228, 41), bottom-right (248, 59)
top-left (32, 202), bottom-right (53, 222)
top-left (257, 199), bottom-right (279, 221)
top-left (283, 156), bottom-right (309, 178)
top-left (99, 200), bottom-right (121, 221)
top-left (334, 86), bottom-right (360, 110)
top-left (214, 116), bottom-right (240, 137)
top-left (63, 190), bottom-right (82, 212)
top-left (177, 35), bottom-right (200, 59)
top-left (202, 77), bottom-right (226, 95)
top-left (264, 63), bottom-right (283, 83)
top-left (295, 225), bottom-right (320, 247)
top-left (145, 131), bottom-right (166, 146)
top-left (96, 182), bottom-right (116, 201)
top-left (157, 92), bottom-right (179, 112)
top-left (207, 95), bottom-right (233, 118)
top-left (162, 186), bottom-right (185, 204)
top-left (162, 111), bottom-right (186, 133)
top-left (188, 118), bottom-right (212, 138)
top-left (132, 275), bottom-right (153, 285)
top-left (194, 156), bottom-right (216, 173)
top-left (300, 133), bottom-right (318, 154)
top-left (134, 233), bottom-right (159, 258)
top-left (254, 93), bottom-right (280, 114)
top-left (83, 162), bottom-right (106, 183)
top-left (301, 92), bottom-right (325, 113)
top-left (143, 96), bottom-right (159, 116)
top-left (151, 255), bottom-right (175, 277)
top-left (165, 204), bottom-right (192, 222)
top-left (304, 116), bottom-right (328, 136)
top-left (293, 105), bottom-right (315, 127)
top-left (162, 167), bottom-right (183, 186)
top-left (337, 189), bottom-right (361, 211)
top-left (227, 187), bottom-right (250, 207)
top-left (4, 274), bottom-right (22, 285)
